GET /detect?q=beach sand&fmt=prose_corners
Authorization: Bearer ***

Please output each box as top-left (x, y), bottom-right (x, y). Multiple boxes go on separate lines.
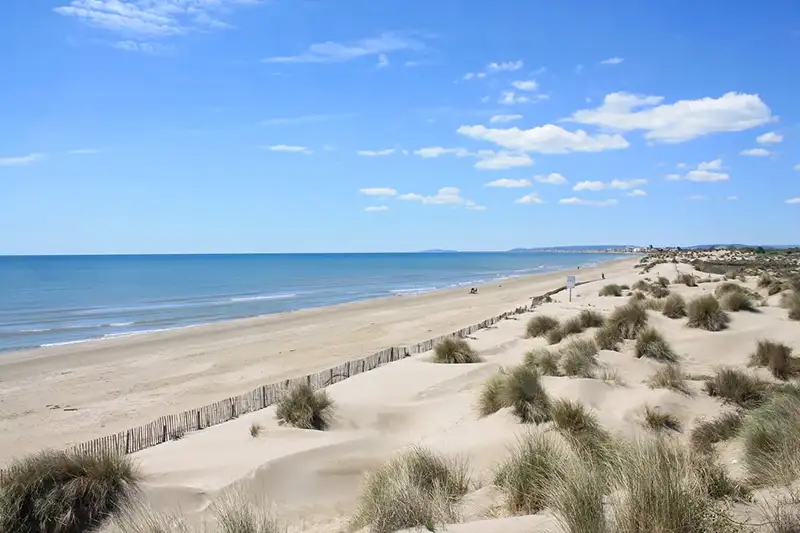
top-left (0, 256), bottom-right (633, 468)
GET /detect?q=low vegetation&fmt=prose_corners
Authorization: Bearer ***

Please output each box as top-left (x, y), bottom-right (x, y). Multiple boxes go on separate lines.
top-left (549, 398), bottom-right (614, 464)
top-left (599, 284), bottom-right (623, 297)
top-left (686, 295), bottom-right (730, 331)
top-left (741, 391), bottom-right (800, 486)
top-left (503, 365), bottom-right (552, 424)
top-left (674, 273), bottom-right (698, 287)
top-left (607, 302), bottom-right (648, 340)
top-left (526, 315), bottom-right (560, 338)
top-left (212, 490), bottom-right (284, 533)
top-left (0, 450), bottom-right (140, 533)
top-left (690, 411), bottom-right (744, 454)
top-left (275, 383), bottom-right (335, 430)
top-left (635, 328), bottom-right (678, 362)
top-left (749, 339), bottom-right (795, 380)
top-left (560, 316), bottom-right (586, 337)
top-left (249, 423), bottom-right (262, 438)
top-left (628, 291), bottom-right (646, 302)
top-left (642, 297), bottom-right (666, 312)
top-left (661, 293), bottom-right (687, 319)
top-left (657, 276), bottom-right (670, 288)
top-left (351, 446), bottom-right (470, 533)
top-left (648, 363), bottom-right (689, 394)
top-left (547, 327), bottom-right (565, 345)
top-left (594, 323), bottom-right (623, 351)
top-left (524, 348), bottom-right (560, 376)
top-left (719, 290), bottom-right (758, 312)
top-left (643, 405), bottom-right (682, 432)
top-left (560, 339), bottom-right (599, 378)
top-left (758, 272), bottom-right (776, 289)
top-left (703, 368), bottom-right (770, 409)
top-left (477, 370), bottom-right (509, 417)
top-left (432, 337), bottom-right (482, 364)
top-left (632, 280), bottom-right (649, 292)
top-left (787, 291), bottom-right (800, 321)
top-left (578, 309), bottom-right (605, 328)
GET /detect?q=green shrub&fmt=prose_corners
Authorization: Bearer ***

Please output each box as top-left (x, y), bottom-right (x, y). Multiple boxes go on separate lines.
top-left (503, 365), bottom-right (552, 424)
top-left (719, 291), bottom-right (757, 312)
top-left (741, 392), bottom-right (800, 485)
top-left (619, 284), bottom-right (630, 290)
top-left (276, 383), bottom-right (335, 430)
top-left (477, 370), bottom-right (509, 417)
top-left (524, 349), bottom-right (561, 376)
top-left (432, 337), bottom-right (482, 364)
top-left (494, 432), bottom-right (568, 515)
top-left (690, 452), bottom-right (750, 501)
top-left (714, 281), bottom-right (744, 298)
top-left (526, 315), bottom-right (560, 338)
top-left (545, 459), bottom-right (608, 533)
top-left (661, 293), bottom-right (687, 319)
top-left (250, 423), bottom-right (262, 438)
top-left (560, 339), bottom-right (599, 378)
top-left (561, 316), bottom-right (586, 336)
top-left (643, 405), bottom-right (682, 432)
top-left (635, 328), bottom-right (678, 362)
top-left (599, 284), bottom-right (622, 297)
top-left (607, 303), bottom-right (648, 340)
top-left (749, 339), bottom-right (794, 380)
top-left (686, 295), bottom-right (730, 332)
top-left (350, 447), bottom-right (470, 533)
top-left (0, 450), bottom-right (140, 533)
top-left (648, 363), bottom-right (689, 394)
top-left (578, 309), bottom-right (605, 328)
top-left (674, 273), bottom-right (697, 287)
top-left (549, 399), bottom-right (614, 465)
top-left (594, 323), bottom-right (623, 351)
top-left (703, 368), bottom-right (770, 409)
top-left (690, 412), bottom-right (744, 454)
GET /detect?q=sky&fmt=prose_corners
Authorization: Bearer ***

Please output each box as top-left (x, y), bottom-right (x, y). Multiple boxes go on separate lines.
top-left (1, 0), bottom-right (799, 254)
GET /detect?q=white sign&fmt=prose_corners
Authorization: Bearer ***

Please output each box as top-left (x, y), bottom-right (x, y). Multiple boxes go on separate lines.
top-left (566, 276), bottom-right (576, 289)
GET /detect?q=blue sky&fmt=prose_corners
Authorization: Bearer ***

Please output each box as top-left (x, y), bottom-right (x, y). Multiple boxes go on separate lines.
top-left (1, 0), bottom-right (799, 254)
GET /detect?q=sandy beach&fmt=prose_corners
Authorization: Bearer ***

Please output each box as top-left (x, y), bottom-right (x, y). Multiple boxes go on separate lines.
top-left (0, 256), bottom-right (633, 468)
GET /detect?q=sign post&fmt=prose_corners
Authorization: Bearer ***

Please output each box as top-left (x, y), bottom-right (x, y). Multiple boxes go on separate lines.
top-left (566, 275), bottom-right (576, 302)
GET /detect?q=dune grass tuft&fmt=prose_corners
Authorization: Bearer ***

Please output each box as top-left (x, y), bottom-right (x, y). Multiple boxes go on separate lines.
top-left (787, 291), bottom-right (800, 321)
top-left (0, 450), bottom-right (140, 533)
top-left (545, 458), bottom-right (609, 533)
top-left (714, 281), bottom-right (745, 298)
top-left (526, 315), bottom-right (560, 338)
top-left (547, 327), bottom-right (565, 345)
top-left (628, 291), bottom-right (647, 302)
top-left (674, 273), bottom-right (697, 287)
top-left (250, 423), bottom-right (262, 438)
top-left (477, 370), bottom-right (509, 417)
top-left (758, 272), bottom-right (775, 288)
top-left (607, 302), bottom-right (648, 340)
top-left (690, 411), bottom-right (744, 454)
top-left (350, 446), bottom-right (470, 533)
top-left (741, 391), bottom-right (800, 486)
top-left (661, 293), bottom-right (687, 319)
top-left (643, 405), bottom-right (682, 432)
top-left (275, 383), bottom-right (335, 430)
top-left (719, 290), bottom-right (758, 312)
top-left (749, 339), bottom-right (795, 380)
top-left (578, 309), bottom-right (605, 328)
top-left (560, 339), bottom-right (599, 378)
top-left (690, 452), bottom-right (750, 502)
top-left (594, 323), bottom-right (623, 351)
top-left (648, 284), bottom-right (670, 299)
top-left (686, 295), bottom-right (730, 332)
top-left (494, 432), bottom-right (568, 515)
top-left (524, 348), bottom-right (561, 376)
top-left (503, 365), bottom-right (552, 424)
top-left (767, 281), bottom-right (785, 296)
top-left (560, 316), bottom-right (586, 337)
top-left (550, 398), bottom-right (615, 466)
top-left (703, 368), bottom-right (770, 409)
top-left (635, 327), bottom-right (678, 362)
top-left (648, 363), bottom-right (689, 394)
top-left (212, 490), bottom-right (285, 533)
top-left (657, 276), bottom-right (670, 288)
top-left (642, 297), bottom-right (666, 312)
top-left (599, 284), bottom-right (623, 297)
top-left (632, 280), bottom-right (649, 291)
top-left (432, 337), bottom-right (482, 364)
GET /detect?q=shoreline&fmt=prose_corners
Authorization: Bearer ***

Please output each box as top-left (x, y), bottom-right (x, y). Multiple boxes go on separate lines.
top-left (0, 255), bottom-right (636, 466)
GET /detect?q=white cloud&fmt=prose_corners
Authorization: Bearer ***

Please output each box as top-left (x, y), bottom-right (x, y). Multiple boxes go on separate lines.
top-left (757, 131), bottom-right (783, 144)
top-left (515, 193), bottom-right (545, 205)
top-left (688, 195), bottom-right (706, 201)
top-left (414, 147), bottom-right (472, 158)
top-left (377, 53), bottom-right (389, 68)
top-left (68, 148), bottom-right (100, 155)
top-left (568, 92), bottom-right (774, 143)
top-left (359, 188), bottom-right (397, 196)
top-left (54, 0), bottom-right (257, 36)
top-left (397, 187), bottom-right (475, 206)
top-left (0, 153), bottom-right (44, 166)
top-left (573, 181), bottom-right (606, 191)
top-left (740, 148), bottom-right (771, 157)
top-left (358, 149), bottom-right (395, 157)
top-left (465, 200), bottom-right (488, 211)
top-left (573, 179), bottom-right (646, 191)
top-left (485, 178), bottom-right (532, 188)
top-left (499, 91), bottom-right (530, 105)
top-left (726, 196), bottom-right (738, 201)
top-left (263, 144), bottom-right (312, 154)
top-left (677, 162), bottom-right (687, 169)
top-left (398, 193), bottom-right (425, 201)
top-left (611, 179), bottom-right (647, 189)
top-left (264, 33), bottom-right (423, 63)
top-left (474, 152), bottom-right (533, 170)
top-left (600, 57), bottom-right (624, 65)
top-left (785, 198), bottom-right (800, 204)
top-left (490, 114), bottom-right (523, 124)
top-left (487, 60), bottom-right (523, 72)
top-left (558, 197), bottom-right (618, 207)
top-left (112, 40), bottom-right (173, 54)
top-left (795, 164), bottom-right (800, 171)
top-left (511, 80), bottom-right (538, 91)
top-left (627, 189), bottom-right (647, 197)
top-left (668, 159), bottom-right (729, 182)
top-left (463, 72), bottom-right (487, 80)
top-left (534, 173), bottom-right (568, 185)
top-left (364, 205), bottom-right (389, 212)
top-left (456, 124), bottom-right (629, 154)
top-left (698, 159), bottom-right (723, 170)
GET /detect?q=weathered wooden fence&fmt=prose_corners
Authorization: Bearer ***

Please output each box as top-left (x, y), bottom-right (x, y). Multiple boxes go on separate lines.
top-left (1, 280), bottom-right (593, 472)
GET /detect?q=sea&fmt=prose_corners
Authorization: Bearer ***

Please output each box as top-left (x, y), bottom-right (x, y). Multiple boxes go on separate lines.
top-left (0, 252), bottom-right (625, 353)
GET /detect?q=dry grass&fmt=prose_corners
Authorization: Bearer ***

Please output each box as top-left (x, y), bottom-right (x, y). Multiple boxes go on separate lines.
top-left (690, 452), bottom-right (750, 502)
top-left (494, 432), bottom-right (568, 515)
top-left (648, 363), bottom-right (689, 394)
top-left (560, 339), bottom-right (599, 378)
top-left (632, 280), bottom-right (649, 291)
top-left (657, 276), bottom-right (670, 288)
top-left (703, 368), bottom-right (771, 409)
top-left (687, 295), bottom-right (730, 332)
top-left (212, 490), bottom-right (285, 533)
top-left (545, 458), bottom-right (609, 533)
top-left (749, 339), bottom-right (796, 380)
top-left (628, 291), bottom-right (647, 302)
top-left (662, 293), bottom-right (687, 319)
top-left (547, 327), bottom-right (565, 345)
top-left (643, 297), bottom-right (666, 312)
top-left (607, 302), bottom-right (648, 340)
top-left (635, 327), bottom-right (678, 362)
top-left (275, 383), bottom-right (335, 430)
top-left (526, 315), bottom-right (560, 338)
top-left (0, 450), bottom-right (140, 533)
top-left (714, 281), bottom-right (745, 297)
top-left (741, 391), bottom-right (800, 486)
top-left (690, 411), bottom-right (744, 454)
top-left (550, 398), bottom-right (615, 465)
top-left (477, 370), bottom-right (509, 417)
top-left (674, 273), bottom-right (698, 287)
top-left (578, 309), bottom-right (605, 328)
top-left (350, 446), bottom-right (470, 533)
top-left (787, 291), bottom-right (800, 321)
top-left (594, 323), bottom-right (623, 351)
top-left (524, 348), bottom-right (561, 376)
top-left (643, 405), bottom-right (682, 432)
top-left (432, 337), bottom-right (482, 364)
top-left (649, 284), bottom-right (670, 299)
top-left (758, 272), bottom-right (776, 288)
top-left (503, 365), bottom-right (552, 424)
top-left (561, 316), bottom-right (586, 337)
top-left (249, 423), bottom-right (262, 438)
top-left (599, 284), bottom-right (623, 297)
top-left (104, 501), bottom-right (191, 533)
top-left (719, 290), bottom-right (758, 312)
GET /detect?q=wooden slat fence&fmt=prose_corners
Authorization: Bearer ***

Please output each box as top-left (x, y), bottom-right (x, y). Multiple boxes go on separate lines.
top-left (0, 279), bottom-right (594, 476)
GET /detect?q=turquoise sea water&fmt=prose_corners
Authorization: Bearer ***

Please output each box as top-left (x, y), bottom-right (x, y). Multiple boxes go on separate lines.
top-left (0, 252), bottom-right (624, 352)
